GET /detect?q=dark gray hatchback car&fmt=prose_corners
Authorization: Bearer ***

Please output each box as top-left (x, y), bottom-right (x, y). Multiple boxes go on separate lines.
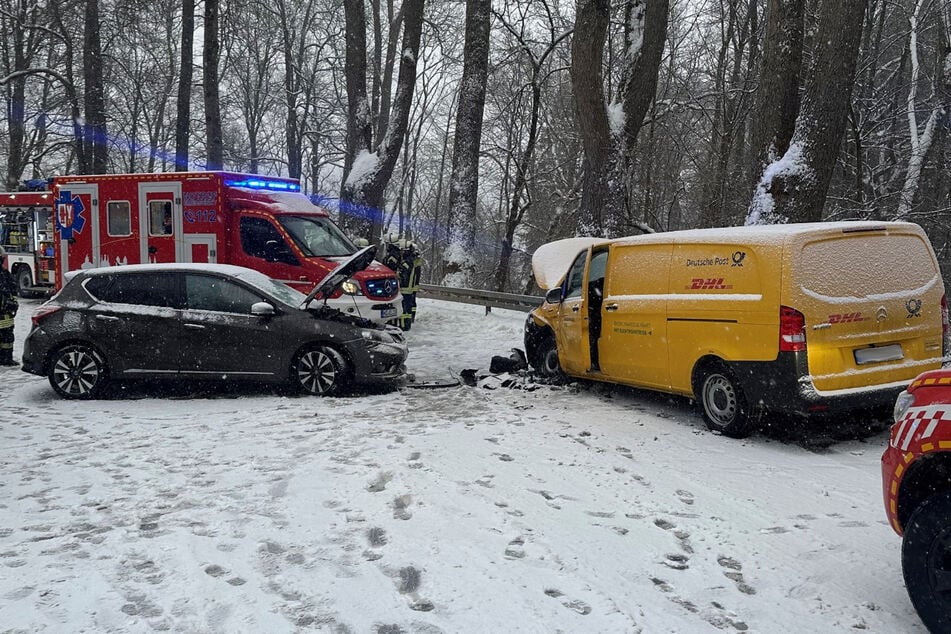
top-left (22, 247), bottom-right (408, 398)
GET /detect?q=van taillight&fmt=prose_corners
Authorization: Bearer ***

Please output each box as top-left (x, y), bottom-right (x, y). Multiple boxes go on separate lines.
top-left (31, 305), bottom-right (62, 327)
top-left (779, 306), bottom-right (806, 352)
top-left (942, 294), bottom-right (949, 359)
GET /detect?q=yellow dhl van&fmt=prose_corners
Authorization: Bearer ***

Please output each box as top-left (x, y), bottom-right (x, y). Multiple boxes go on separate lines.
top-left (524, 222), bottom-right (948, 437)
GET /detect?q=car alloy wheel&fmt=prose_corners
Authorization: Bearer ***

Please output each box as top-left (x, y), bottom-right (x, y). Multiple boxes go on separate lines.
top-left (294, 346), bottom-right (349, 396)
top-left (49, 344), bottom-right (106, 399)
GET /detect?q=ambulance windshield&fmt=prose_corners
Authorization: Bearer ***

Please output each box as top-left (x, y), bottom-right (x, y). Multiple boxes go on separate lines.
top-left (280, 216), bottom-right (356, 258)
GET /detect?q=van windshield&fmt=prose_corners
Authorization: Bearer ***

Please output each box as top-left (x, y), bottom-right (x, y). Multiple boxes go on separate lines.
top-left (280, 216), bottom-right (355, 258)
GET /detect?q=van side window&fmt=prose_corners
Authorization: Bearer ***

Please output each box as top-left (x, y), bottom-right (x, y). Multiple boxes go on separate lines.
top-left (564, 252), bottom-right (588, 299)
top-left (240, 216), bottom-right (299, 265)
top-left (149, 201), bottom-right (173, 235)
top-left (106, 201), bottom-right (131, 236)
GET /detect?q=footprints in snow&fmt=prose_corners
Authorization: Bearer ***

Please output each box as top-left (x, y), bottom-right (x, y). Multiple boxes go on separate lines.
top-left (203, 563), bottom-right (246, 586)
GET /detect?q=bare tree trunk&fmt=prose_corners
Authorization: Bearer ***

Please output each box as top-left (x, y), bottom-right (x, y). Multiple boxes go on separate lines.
top-left (84, 0), bottom-right (108, 173)
top-left (571, 0), bottom-right (615, 236)
top-left (341, 0), bottom-right (425, 241)
top-left (749, 0), bottom-right (804, 177)
top-left (896, 0), bottom-right (946, 219)
top-left (204, 0), bottom-right (223, 169)
top-left (341, 0), bottom-right (374, 235)
top-left (444, 0), bottom-right (490, 288)
top-left (749, 0), bottom-right (868, 224)
top-left (174, 0), bottom-right (195, 171)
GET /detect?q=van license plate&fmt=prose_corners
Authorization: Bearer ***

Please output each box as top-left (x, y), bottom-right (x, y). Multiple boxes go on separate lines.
top-left (854, 344), bottom-right (903, 365)
top-left (381, 308), bottom-right (397, 318)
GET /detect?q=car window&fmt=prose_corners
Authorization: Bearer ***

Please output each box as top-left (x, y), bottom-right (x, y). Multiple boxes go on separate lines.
top-left (85, 273), bottom-right (180, 308)
top-left (564, 252), bottom-right (588, 299)
top-left (185, 274), bottom-right (264, 314)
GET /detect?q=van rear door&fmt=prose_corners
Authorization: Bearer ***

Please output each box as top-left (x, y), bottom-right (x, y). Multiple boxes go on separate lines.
top-left (790, 224), bottom-right (945, 392)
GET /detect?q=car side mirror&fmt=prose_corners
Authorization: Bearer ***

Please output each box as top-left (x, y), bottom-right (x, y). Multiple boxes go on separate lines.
top-left (545, 288), bottom-right (563, 304)
top-left (251, 301), bottom-right (275, 317)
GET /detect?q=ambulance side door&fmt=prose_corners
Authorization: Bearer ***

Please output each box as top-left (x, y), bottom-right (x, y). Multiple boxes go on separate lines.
top-left (139, 182), bottom-right (182, 264)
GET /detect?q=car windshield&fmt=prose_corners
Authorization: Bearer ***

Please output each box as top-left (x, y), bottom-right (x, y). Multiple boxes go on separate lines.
top-left (279, 215), bottom-right (355, 258)
top-left (234, 269), bottom-right (307, 306)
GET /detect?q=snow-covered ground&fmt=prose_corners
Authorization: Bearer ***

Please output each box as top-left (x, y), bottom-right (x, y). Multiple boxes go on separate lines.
top-left (0, 297), bottom-right (923, 632)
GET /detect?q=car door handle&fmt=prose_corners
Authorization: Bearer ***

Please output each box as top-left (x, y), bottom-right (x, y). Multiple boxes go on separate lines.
top-left (184, 323), bottom-right (206, 330)
top-left (605, 304), bottom-right (619, 312)
top-left (95, 315), bottom-right (120, 322)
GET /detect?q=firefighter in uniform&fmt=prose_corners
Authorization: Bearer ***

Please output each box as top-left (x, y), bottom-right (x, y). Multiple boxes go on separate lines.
top-left (399, 240), bottom-right (422, 331)
top-left (0, 246), bottom-right (19, 366)
top-left (382, 236), bottom-right (404, 328)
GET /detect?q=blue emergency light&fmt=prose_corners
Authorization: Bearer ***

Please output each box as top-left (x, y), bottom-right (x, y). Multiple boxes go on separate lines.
top-left (225, 178), bottom-right (301, 192)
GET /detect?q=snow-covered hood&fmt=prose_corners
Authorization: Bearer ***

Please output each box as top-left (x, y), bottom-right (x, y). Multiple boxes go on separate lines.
top-left (531, 237), bottom-right (609, 290)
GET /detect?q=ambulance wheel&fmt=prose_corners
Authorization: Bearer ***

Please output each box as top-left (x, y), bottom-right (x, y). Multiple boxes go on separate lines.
top-left (902, 490), bottom-right (951, 633)
top-left (292, 345), bottom-right (350, 396)
top-left (48, 343), bottom-right (107, 399)
top-left (697, 364), bottom-right (754, 438)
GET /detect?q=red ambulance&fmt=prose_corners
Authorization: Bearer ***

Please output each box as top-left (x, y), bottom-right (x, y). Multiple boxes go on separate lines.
top-left (51, 171), bottom-right (401, 322)
top-left (882, 369), bottom-right (951, 631)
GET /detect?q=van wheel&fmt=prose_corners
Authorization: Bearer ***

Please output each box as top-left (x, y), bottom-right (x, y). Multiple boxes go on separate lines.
top-left (697, 365), bottom-right (755, 438)
top-left (533, 336), bottom-right (563, 379)
top-left (902, 491), bottom-right (951, 633)
top-left (292, 345), bottom-right (350, 396)
top-left (48, 343), bottom-right (107, 399)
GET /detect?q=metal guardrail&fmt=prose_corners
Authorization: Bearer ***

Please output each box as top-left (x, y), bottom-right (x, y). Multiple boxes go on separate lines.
top-left (418, 283), bottom-right (543, 313)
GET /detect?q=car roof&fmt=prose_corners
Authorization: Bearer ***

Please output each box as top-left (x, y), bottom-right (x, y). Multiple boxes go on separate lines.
top-left (76, 263), bottom-right (260, 278)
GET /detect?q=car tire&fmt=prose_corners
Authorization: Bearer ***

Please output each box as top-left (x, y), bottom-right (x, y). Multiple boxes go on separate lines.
top-left (292, 345), bottom-right (350, 396)
top-left (902, 490), bottom-right (951, 632)
top-left (48, 343), bottom-right (107, 399)
top-left (697, 364), bottom-right (755, 438)
top-left (16, 268), bottom-right (32, 298)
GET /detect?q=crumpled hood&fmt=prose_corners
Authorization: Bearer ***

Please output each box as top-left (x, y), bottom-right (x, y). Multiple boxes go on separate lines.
top-left (531, 237), bottom-right (608, 290)
top-left (302, 245), bottom-right (376, 307)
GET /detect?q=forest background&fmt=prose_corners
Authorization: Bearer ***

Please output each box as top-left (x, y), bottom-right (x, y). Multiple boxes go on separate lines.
top-left (2, 0), bottom-right (951, 291)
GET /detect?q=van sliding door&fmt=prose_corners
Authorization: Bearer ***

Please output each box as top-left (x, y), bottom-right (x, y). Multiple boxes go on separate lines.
top-left (598, 243), bottom-right (672, 389)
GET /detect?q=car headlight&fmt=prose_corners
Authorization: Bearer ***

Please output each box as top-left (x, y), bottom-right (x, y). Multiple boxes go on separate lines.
top-left (361, 328), bottom-right (396, 344)
top-left (341, 278), bottom-right (362, 295)
top-left (894, 390), bottom-right (916, 423)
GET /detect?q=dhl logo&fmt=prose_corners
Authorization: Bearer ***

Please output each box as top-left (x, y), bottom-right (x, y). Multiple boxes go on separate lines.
top-left (829, 313), bottom-right (868, 324)
top-left (688, 278), bottom-right (731, 290)
top-left (828, 312), bottom-right (866, 323)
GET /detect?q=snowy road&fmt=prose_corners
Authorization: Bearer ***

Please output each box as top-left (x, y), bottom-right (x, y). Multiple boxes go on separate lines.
top-left (0, 297), bottom-right (924, 632)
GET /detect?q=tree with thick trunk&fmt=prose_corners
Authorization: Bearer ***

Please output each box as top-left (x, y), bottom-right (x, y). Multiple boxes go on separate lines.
top-left (443, 0), bottom-right (490, 288)
top-left (83, 0), bottom-right (108, 173)
top-left (748, 0), bottom-right (804, 181)
top-left (748, 0), bottom-right (869, 224)
top-left (174, 0), bottom-right (195, 171)
top-left (572, 0), bottom-right (667, 237)
top-left (340, 0), bottom-right (425, 242)
top-left (203, 0), bottom-right (223, 170)
top-left (571, 0), bottom-right (614, 236)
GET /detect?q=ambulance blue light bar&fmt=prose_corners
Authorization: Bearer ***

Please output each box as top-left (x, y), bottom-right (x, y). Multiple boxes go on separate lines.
top-left (225, 178), bottom-right (301, 192)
